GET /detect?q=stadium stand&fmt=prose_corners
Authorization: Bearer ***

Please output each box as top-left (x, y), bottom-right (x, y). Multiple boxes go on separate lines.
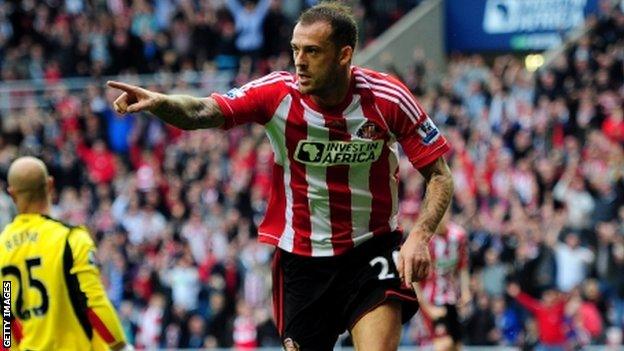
top-left (0, 0), bottom-right (623, 349)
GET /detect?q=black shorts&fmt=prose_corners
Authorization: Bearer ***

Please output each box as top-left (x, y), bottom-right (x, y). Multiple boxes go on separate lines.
top-left (433, 304), bottom-right (462, 342)
top-left (271, 232), bottom-right (419, 350)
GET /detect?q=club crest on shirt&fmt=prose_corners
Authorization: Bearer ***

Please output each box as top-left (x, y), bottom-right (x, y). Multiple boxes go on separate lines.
top-left (294, 140), bottom-right (383, 166)
top-left (356, 121), bottom-right (384, 140)
top-left (435, 257), bottom-right (458, 274)
top-left (224, 87), bottom-right (245, 99)
top-left (88, 250), bottom-right (98, 266)
top-left (417, 117), bottom-right (440, 145)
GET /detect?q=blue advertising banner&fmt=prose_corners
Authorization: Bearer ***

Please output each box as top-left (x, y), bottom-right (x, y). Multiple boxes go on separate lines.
top-left (446, 0), bottom-right (599, 52)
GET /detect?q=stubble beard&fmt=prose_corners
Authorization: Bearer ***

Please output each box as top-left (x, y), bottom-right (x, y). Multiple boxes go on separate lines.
top-left (309, 66), bottom-right (339, 99)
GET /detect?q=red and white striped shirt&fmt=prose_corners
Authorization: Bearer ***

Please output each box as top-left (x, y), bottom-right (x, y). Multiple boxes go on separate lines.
top-left (212, 66), bottom-right (450, 257)
top-left (422, 222), bottom-right (468, 305)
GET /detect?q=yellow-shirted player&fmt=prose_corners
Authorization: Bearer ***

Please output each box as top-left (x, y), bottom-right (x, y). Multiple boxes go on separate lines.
top-left (0, 157), bottom-right (133, 351)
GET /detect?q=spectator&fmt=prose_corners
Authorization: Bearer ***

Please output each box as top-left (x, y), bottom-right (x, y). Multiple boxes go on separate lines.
top-left (136, 293), bottom-right (166, 349)
top-left (102, 250), bottom-right (128, 308)
top-left (262, 0), bottom-right (292, 58)
top-left (550, 231), bottom-right (594, 293)
top-left (118, 300), bottom-right (138, 346)
top-left (0, 182), bottom-right (16, 229)
top-left (606, 233), bottom-right (624, 329)
top-left (140, 203), bottom-right (167, 243)
top-left (226, 0), bottom-right (271, 61)
top-left (77, 139), bottom-right (117, 184)
top-left (181, 208), bottom-right (210, 263)
top-left (163, 252), bottom-right (201, 313)
top-left (465, 293), bottom-right (497, 346)
top-left (580, 280), bottom-right (606, 342)
top-left (507, 283), bottom-right (567, 351)
top-left (181, 314), bottom-right (208, 349)
top-left (232, 300), bottom-right (258, 349)
top-left (207, 291), bottom-right (232, 347)
top-left (553, 155), bottom-right (595, 232)
top-left (588, 176), bottom-right (622, 226)
top-left (102, 93), bottom-right (135, 155)
top-left (480, 248), bottom-right (508, 296)
top-left (491, 295), bottom-right (522, 346)
top-left (594, 221), bottom-right (621, 290)
top-left (602, 105), bottom-right (624, 144)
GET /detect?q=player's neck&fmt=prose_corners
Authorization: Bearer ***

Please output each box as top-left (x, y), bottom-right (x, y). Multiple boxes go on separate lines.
top-left (310, 68), bottom-right (352, 109)
top-left (17, 200), bottom-right (50, 216)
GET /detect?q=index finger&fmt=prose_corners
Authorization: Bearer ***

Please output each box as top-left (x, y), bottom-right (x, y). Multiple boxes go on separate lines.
top-left (404, 255), bottom-right (413, 284)
top-left (417, 261), bottom-right (430, 281)
top-left (397, 253), bottom-right (405, 281)
top-left (107, 80), bottom-right (141, 94)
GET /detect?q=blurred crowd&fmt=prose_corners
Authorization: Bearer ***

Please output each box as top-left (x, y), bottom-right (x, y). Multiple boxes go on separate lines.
top-left (400, 7), bottom-right (624, 350)
top-left (0, 0), bottom-right (623, 349)
top-left (0, 0), bottom-right (419, 80)
top-left (0, 0), bottom-right (422, 349)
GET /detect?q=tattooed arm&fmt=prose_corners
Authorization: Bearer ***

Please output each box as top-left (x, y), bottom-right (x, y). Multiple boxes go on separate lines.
top-left (397, 156), bottom-right (454, 284)
top-left (412, 156), bottom-right (454, 240)
top-left (107, 81), bottom-right (224, 130)
top-left (150, 95), bottom-right (224, 130)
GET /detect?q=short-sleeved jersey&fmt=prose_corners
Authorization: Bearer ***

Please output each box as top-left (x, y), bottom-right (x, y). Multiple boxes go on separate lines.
top-left (0, 214), bottom-right (126, 350)
top-left (212, 67), bottom-right (450, 257)
top-left (422, 222), bottom-right (468, 305)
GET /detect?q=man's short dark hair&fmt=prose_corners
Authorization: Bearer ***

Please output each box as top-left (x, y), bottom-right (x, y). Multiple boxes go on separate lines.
top-left (298, 1), bottom-right (358, 50)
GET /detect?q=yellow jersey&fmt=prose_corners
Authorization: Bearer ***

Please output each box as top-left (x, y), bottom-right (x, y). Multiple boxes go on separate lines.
top-left (0, 214), bottom-right (127, 350)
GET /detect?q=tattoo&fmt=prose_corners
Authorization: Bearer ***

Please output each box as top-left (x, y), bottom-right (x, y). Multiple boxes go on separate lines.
top-left (412, 157), bottom-right (454, 241)
top-left (150, 95), bottom-right (224, 130)
top-left (283, 338), bottom-right (300, 351)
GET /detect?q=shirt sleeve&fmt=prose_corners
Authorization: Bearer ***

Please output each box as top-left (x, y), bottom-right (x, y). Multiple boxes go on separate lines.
top-left (225, 0), bottom-right (243, 19)
top-left (67, 228), bottom-right (127, 349)
top-left (254, 0), bottom-right (272, 18)
top-left (516, 291), bottom-right (541, 315)
top-left (211, 72), bottom-right (289, 130)
top-left (382, 75), bottom-right (450, 169)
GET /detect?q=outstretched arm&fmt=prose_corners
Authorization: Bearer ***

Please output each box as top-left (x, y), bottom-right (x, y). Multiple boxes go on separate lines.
top-left (226, 0), bottom-right (243, 20)
top-left (507, 282), bottom-right (541, 315)
top-left (107, 81), bottom-right (224, 130)
top-left (398, 156), bottom-right (454, 284)
top-left (255, 0), bottom-right (272, 18)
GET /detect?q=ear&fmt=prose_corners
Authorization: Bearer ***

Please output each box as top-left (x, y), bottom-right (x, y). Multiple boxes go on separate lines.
top-left (47, 176), bottom-right (54, 193)
top-left (7, 186), bottom-right (15, 201)
top-left (338, 46), bottom-right (353, 66)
